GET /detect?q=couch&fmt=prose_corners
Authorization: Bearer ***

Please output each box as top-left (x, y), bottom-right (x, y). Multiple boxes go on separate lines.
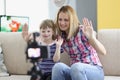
top-left (97, 29), bottom-right (120, 80)
top-left (0, 29), bottom-right (120, 80)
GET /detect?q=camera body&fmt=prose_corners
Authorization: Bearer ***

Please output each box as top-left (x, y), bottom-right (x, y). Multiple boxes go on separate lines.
top-left (25, 32), bottom-right (51, 80)
top-left (25, 32), bottom-right (42, 80)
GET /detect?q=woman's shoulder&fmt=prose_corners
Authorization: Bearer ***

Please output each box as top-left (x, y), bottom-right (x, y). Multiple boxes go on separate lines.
top-left (76, 25), bottom-right (83, 33)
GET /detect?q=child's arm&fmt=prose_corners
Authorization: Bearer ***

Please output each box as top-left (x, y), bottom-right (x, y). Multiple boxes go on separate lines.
top-left (53, 36), bottom-right (63, 62)
top-left (22, 23), bottom-right (32, 42)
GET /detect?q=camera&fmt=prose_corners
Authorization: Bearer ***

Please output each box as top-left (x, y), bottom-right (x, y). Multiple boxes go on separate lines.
top-left (25, 32), bottom-right (50, 80)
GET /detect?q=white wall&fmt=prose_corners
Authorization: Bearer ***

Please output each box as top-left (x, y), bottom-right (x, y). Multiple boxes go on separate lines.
top-left (0, 0), bottom-right (77, 32)
top-left (0, 0), bottom-right (5, 15)
top-left (48, 0), bottom-right (76, 20)
top-left (0, 0), bottom-right (49, 32)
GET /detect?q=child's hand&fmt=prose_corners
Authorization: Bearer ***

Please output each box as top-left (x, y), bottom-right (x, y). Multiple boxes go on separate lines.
top-left (22, 23), bottom-right (28, 35)
top-left (55, 35), bottom-right (63, 46)
top-left (22, 23), bottom-right (31, 42)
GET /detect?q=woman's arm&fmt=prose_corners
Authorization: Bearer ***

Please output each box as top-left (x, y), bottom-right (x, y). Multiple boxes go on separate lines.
top-left (82, 18), bottom-right (106, 55)
top-left (88, 34), bottom-right (106, 55)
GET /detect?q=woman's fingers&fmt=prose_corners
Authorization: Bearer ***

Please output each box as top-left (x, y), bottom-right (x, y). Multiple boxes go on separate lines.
top-left (83, 17), bottom-right (91, 26)
top-left (89, 20), bottom-right (92, 26)
top-left (82, 18), bottom-right (93, 30)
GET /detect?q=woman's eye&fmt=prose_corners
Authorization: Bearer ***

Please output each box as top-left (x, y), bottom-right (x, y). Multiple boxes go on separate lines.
top-left (64, 19), bottom-right (69, 22)
top-left (47, 31), bottom-right (50, 32)
top-left (58, 18), bottom-right (62, 21)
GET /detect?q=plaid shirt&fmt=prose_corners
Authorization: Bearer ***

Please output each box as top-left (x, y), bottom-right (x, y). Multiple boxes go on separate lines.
top-left (62, 26), bottom-right (102, 67)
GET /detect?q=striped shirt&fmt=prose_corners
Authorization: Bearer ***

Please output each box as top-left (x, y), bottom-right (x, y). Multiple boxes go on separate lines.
top-left (61, 26), bottom-right (102, 67)
top-left (38, 43), bottom-right (63, 74)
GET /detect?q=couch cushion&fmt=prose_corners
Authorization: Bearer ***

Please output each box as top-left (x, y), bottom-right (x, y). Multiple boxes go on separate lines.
top-left (98, 29), bottom-right (120, 76)
top-left (0, 75), bottom-right (30, 80)
top-left (104, 76), bottom-right (120, 80)
top-left (60, 52), bottom-right (70, 66)
top-left (0, 32), bottom-right (32, 75)
top-left (0, 43), bottom-right (9, 76)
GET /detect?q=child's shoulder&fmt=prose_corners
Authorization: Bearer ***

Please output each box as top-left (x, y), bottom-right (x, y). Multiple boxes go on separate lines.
top-left (48, 41), bottom-right (56, 46)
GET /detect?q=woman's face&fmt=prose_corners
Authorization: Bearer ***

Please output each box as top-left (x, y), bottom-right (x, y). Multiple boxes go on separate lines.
top-left (58, 12), bottom-right (70, 32)
top-left (40, 27), bottom-right (53, 41)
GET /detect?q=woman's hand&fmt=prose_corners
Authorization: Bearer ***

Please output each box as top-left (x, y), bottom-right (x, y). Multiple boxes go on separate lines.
top-left (82, 18), bottom-right (106, 55)
top-left (82, 17), bottom-right (95, 40)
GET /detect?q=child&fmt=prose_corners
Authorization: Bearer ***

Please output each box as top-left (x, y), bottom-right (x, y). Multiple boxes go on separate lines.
top-left (22, 19), bottom-right (63, 80)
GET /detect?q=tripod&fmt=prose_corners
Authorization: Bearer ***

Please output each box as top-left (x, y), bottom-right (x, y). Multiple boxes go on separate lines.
top-left (28, 59), bottom-right (51, 80)
top-left (28, 59), bottom-right (42, 80)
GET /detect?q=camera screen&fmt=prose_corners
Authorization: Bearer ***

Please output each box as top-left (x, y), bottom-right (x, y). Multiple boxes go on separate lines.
top-left (28, 48), bottom-right (40, 58)
top-left (27, 46), bottom-right (48, 59)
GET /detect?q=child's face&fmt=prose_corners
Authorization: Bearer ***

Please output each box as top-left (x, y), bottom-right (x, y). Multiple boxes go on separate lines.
top-left (40, 27), bottom-right (53, 41)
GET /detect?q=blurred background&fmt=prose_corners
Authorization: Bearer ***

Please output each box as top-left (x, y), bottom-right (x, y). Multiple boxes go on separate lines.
top-left (0, 0), bottom-right (120, 32)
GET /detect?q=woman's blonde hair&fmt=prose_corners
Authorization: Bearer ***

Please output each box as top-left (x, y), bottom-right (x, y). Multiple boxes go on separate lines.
top-left (55, 5), bottom-right (80, 39)
top-left (39, 19), bottom-right (57, 40)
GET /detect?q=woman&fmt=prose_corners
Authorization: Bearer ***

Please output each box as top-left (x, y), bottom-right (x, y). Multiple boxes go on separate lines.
top-left (52, 5), bottom-right (106, 80)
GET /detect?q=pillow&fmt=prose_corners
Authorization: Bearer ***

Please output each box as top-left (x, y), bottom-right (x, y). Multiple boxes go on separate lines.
top-left (0, 43), bottom-right (9, 76)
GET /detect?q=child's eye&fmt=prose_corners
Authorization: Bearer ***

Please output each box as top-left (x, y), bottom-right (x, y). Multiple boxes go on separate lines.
top-left (42, 31), bottom-right (45, 33)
